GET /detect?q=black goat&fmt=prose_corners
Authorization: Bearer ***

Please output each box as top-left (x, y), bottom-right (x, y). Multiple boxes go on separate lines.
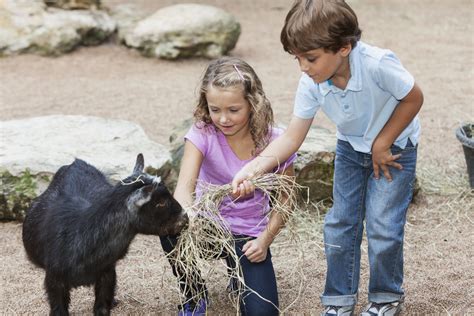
top-left (22, 153), bottom-right (188, 316)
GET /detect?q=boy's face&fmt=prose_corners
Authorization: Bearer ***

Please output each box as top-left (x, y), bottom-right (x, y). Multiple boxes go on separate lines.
top-left (294, 46), bottom-right (351, 84)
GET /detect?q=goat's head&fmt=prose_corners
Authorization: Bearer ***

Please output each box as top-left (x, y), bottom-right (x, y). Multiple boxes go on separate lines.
top-left (122, 154), bottom-right (188, 236)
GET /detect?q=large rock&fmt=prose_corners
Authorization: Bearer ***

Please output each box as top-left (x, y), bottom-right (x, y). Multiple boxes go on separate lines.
top-left (123, 4), bottom-right (241, 59)
top-left (109, 4), bottom-right (147, 43)
top-left (294, 127), bottom-right (336, 202)
top-left (168, 120), bottom-right (336, 202)
top-left (168, 118), bottom-right (194, 191)
top-left (0, 0), bottom-right (115, 56)
top-left (0, 115), bottom-right (172, 221)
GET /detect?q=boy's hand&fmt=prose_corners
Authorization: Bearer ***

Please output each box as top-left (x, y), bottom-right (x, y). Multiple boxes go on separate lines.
top-left (372, 141), bottom-right (403, 182)
top-left (231, 167), bottom-right (258, 198)
top-left (242, 236), bottom-right (270, 263)
top-left (231, 169), bottom-right (250, 195)
top-left (229, 179), bottom-right (255, 200)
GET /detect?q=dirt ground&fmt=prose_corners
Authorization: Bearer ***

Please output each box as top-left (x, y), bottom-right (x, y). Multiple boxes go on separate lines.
top-left (1, 0), bottom-right (473, 314)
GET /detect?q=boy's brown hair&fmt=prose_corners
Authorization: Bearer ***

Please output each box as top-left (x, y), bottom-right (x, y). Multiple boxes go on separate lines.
top-left (281, 0), bottom-right (362, 54)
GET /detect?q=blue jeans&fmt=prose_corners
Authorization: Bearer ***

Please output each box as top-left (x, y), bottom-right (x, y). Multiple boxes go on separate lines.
top-left (321, 139), bottom-right (417, 306)
top-left (160, 234), bottom-right (279, 316)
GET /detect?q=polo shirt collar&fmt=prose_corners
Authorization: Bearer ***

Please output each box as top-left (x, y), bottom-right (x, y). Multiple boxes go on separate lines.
top-left (346, 43), bottom-right (362, 92)
top-left (318, 43), bottom-right (362, 96)
top-left (318, 80), bottom-right (332, 96)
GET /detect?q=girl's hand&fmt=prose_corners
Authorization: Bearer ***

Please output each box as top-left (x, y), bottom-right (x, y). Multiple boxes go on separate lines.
top-left (371, 140), bottom-right (403, 182)
top-left (242, 235), bottom-right (270, 263)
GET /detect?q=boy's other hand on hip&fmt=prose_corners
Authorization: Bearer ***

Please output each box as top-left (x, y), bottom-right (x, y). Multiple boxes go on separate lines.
top-left (372, 142), bottom-right (403, 182)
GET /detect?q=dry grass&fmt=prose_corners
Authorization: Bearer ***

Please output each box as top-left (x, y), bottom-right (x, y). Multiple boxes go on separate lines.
top-left (167, 173), bottom-right (306, 314)
top-left (0, 169), bottom-right (472, 314)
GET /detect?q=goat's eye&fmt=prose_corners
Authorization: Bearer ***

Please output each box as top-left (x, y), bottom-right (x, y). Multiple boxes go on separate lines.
top-left (155, 200), bottom-right (167, 207)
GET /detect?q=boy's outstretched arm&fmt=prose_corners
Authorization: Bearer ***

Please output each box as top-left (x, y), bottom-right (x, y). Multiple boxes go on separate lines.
top-left (232, 115), bottom-right (313, 195)
top-left (372, 82), bottom-right (424, 181)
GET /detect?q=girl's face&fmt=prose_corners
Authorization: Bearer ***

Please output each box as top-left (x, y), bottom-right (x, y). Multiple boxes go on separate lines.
top-left (206, 85), bottom-right (251, 138)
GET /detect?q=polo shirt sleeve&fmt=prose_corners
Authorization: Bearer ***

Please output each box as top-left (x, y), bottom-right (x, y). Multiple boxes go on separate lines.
top-left (184, 124), bottom-right (208, 156)
top-left (293, 74), bottom-right (321, 119)
top-left (375, 51), bottom-right (415, 100)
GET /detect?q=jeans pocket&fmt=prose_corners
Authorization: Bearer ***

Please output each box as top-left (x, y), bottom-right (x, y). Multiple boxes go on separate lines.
top-left (391, 139), bottom-right (417, 155)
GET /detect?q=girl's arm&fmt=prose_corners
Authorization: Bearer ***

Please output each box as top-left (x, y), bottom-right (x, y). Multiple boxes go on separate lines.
top-left (173, 140), bottom-right (204, 209)
top-left (372, 82), bottom-right (424, 181)
top-left (242, 165), bottom-right (295, 263)
top-left (232, 115), bottom-right (313, 195)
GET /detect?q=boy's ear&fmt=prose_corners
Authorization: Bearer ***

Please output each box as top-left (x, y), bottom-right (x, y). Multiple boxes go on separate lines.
top-left (339, 43), bottom-right (352, 57)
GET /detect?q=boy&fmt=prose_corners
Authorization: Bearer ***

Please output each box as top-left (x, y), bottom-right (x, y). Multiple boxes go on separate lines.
top-left (232, 0), bottom-right (423, 315)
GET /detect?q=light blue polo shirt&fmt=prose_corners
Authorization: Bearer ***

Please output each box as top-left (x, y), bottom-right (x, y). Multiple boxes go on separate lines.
top-left (294, 41), bottom-right (420, 153)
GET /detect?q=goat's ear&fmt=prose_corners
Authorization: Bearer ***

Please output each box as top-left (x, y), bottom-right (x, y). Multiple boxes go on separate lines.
top-left (133, 153), bottom-right (145, 174)
top-left (127, 184), bottom-right (154, 211)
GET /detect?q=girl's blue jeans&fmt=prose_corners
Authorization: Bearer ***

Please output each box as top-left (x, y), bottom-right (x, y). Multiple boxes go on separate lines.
top-left (160, 234), bottom-right (279, 316)
top-left (321, 139), bottom-right (417, 307)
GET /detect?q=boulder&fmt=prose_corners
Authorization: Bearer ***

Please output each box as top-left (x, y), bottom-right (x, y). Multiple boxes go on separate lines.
top-left (109, 4), bottom-right (147, 43)
top-left (123, 4), bottom-right (240, 59)
top-left (0, 169), bottom-right (45, 221)
top-left (293, 127), bottom-right (336, 202)
top-left (168, 118), bottom-right (194, 191)
top-left (0, 0), bottom-right (115, 56)
top-left (0, 115), bottom-right (173, 221)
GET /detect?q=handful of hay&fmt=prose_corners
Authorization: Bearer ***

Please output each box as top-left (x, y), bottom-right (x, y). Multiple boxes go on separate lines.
top-left (166, 172), bottom-right (305, 313)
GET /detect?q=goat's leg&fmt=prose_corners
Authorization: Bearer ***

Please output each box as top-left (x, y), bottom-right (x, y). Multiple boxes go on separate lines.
top-left (93, 266), bottom-right (116, 316)
top-left (45, 272), bottom-right (70, 316)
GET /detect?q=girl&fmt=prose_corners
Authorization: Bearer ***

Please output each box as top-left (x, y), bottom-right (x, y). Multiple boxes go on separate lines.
top-left (160, 57), bottom-right (296, 316)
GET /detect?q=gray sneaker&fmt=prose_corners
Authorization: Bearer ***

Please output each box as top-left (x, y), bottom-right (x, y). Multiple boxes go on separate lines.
top-left (360, 300), bottom-right (403, 316)
top-left (321, 305), bottom-right (354, 316)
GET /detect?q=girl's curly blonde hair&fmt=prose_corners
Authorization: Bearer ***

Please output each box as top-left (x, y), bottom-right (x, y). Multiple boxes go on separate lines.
top-left (194, 57), bottom-right (274, 155)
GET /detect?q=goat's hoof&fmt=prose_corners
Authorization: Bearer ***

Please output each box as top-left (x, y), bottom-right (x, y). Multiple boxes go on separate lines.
top-left (93, 306), bottom-right (110, 316)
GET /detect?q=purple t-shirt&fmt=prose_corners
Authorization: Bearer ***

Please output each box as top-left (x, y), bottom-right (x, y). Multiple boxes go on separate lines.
top-left (185, 124), bottom-right (297, 237)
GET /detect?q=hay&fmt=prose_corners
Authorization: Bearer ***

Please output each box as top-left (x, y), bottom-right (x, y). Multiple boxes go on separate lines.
top-left (416, 166), bottom-right (470, 195)
top-left (166, 173), bottom-right (306, 314)
top-left (270, 198), bottom-right (330, 313)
